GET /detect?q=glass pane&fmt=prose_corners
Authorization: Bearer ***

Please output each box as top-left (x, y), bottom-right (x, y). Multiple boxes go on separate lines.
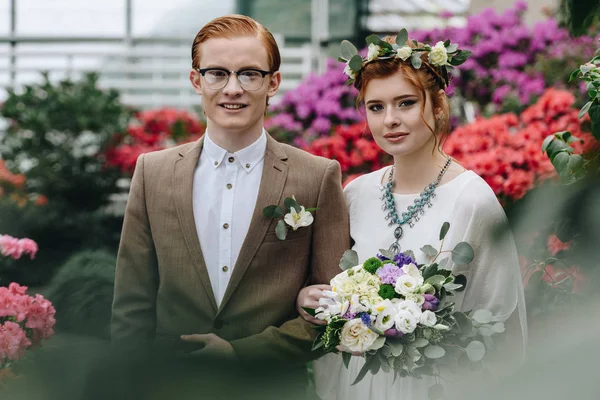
top-left (16, 0), bottom-right (125, 36)
top-left (0, 2), bottom-right (11, 35)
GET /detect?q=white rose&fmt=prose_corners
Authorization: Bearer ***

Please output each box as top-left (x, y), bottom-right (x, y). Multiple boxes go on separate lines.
top-left (367, 43), bottom-right (380, 61)
top-left (428, 41), bottom-right (448, 66)
top-left (343, 63), bottom-right (356, 80)
top-left (395, 275), bottom-right (419, 296)
top-left (394, 310), bottom-right (418, 334)
top-left (405, 293), bottom-right (425, 307)
top-left (284, 206), bottom-right (314, 231)
top-left (400, 263), bottom-right (424, 285)
top-left (395, 299), bottom-right (422, 318)
top-left (373, 300), bottom-right (397, 332)
top-left (396, 46), bottom-right (412, 61)
top-left (339, 319), bottom-right (379, 353)
top-left (420, 310), bottom-right (437, 327)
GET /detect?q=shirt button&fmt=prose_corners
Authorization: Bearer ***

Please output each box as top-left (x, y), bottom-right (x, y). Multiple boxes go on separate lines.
top-left (226, 183), bottom-right (232, 189)
top-left (228, 156), bottom-right (235, 163)
top-left (223, 223), bottom-right (229, 229)
top-left (245, 163), bottom-right (250, 168)
top-left (214, 161), bottom-right (218, 166)
top-left (222, 266), bottom-right (229, 272)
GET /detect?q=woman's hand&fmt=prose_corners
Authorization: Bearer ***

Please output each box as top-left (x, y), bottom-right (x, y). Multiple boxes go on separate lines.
top-left (296, 284), bottom-right (331, 325)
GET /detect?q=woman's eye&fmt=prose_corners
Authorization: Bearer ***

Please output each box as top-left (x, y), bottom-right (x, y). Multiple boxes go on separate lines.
top-left (368, 104), bottom-right (383, 112)
top-left (399, 100), bottom-right (416, 107)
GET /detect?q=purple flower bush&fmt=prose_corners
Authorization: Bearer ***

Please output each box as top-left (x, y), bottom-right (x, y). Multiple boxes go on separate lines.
top-left (266, 1), bottom-right (598, 142)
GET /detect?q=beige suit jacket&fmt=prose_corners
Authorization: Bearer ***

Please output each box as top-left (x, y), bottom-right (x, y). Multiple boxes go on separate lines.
top-left (111, 133), bottom-right (350, 365)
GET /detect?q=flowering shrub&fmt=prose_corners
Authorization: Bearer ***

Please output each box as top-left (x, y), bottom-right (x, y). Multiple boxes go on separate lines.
top-left (0, 161), bottom-right (47, 208)
top-left (0, 235), bottom-right (38, 261)
top-left (0, 283), bottom-right (56, 369)
top-left (444, 89), bottom-right (599, 203)
top-left (105, 108), bottom-right (205, 175)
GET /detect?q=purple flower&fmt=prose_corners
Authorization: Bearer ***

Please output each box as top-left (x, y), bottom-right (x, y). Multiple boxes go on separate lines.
top-left (343, 310), bottom-right (358, 320)
top-left (394, 252), bottom-right (416, 267)
top-left (492, 85), bottom-right (513, 104)
top-left (359, 312), bottom-right (373, 328)
top-left (423, 294), bottom-right (440, 311)
top-left (310, 117), bottom-right (332, 134)
top-left (384, 328), bottom-right (403, 337)
top-left (376, 264), bottom-right (404, 285)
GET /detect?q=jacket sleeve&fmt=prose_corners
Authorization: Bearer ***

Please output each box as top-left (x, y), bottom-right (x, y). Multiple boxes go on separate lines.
top-left (229, 160), bottom-right (350, 364)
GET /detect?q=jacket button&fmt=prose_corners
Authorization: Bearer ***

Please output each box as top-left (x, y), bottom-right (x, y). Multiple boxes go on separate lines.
top-left (213, 319), bottom-right (224, 329)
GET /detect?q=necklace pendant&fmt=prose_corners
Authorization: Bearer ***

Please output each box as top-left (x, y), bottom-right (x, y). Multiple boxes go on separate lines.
top-left (408, 220), bottom-right (414, 228)
top-left (394, 226), bottom-right (403, 239)
top-left (414, 215), bottom-right (420, 222)
top-left (389, 241), bottom-right (401, 255)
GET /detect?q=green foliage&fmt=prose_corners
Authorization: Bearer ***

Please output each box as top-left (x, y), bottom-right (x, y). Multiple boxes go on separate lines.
top-left (559, 0), bottom-right (600, 37)
top-left (363, 257), bottom-right (383, 274)
top-left (0, 73), bottom-right (131, 285)
top-left (43, 250), bottom-right (117, 340)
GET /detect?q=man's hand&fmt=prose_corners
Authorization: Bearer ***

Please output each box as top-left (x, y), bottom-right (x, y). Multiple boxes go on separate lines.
top-left (296, 284), bottom-right (330, 325)
top-left (180, 333), bottom-right (235, 359)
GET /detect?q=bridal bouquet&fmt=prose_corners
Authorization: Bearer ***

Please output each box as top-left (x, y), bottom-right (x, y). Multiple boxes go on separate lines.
top-left (306, 222), bottom-right (504, 395)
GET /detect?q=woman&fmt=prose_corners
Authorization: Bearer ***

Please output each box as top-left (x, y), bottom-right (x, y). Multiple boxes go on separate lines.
top-left (297, 33), bottom-right (527, 399)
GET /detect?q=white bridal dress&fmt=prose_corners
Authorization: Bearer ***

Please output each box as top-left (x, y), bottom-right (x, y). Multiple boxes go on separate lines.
top-left (313, 168), bottom-right (527, 400)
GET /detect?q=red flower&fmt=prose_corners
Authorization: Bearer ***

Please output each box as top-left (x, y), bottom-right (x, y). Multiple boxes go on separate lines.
top-left (547, 233), bottom-right (571, 256)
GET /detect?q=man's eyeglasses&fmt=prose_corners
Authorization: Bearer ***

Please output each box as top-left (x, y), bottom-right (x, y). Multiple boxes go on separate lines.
top-left (196, 68), bottom-right (272, 91)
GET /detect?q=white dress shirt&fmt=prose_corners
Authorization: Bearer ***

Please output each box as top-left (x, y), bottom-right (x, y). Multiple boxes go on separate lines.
top-left (192, 130), bottom-right (266, 307)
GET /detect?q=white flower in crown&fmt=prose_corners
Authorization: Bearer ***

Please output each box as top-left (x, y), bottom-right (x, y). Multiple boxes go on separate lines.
top-left (284, 206), bottom-right (314, 231)
top-left (343, 62), bottom-right (356, 79)
top-left (396, 46), bottom-right (413, 61)
top-left (367, 43), bottom-right (381, 61)
top-left (428, 41), bottom-right (449, 66)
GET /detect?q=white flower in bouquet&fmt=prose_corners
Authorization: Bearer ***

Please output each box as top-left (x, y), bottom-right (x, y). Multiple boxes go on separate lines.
top-left (348, 294), bottom-right (371, 316)
top-left (339, 319), bottom-right (379, 353)
top-left (394, 310), bottom-right (419, 334)
top-left (395, 274), bottom-right (420, 296)
top-left (373, 300), bottom-right (397, 332)
top-left (419, 310), bottom-right (438, 327)
top-left (401, 263), bottom-right (424, 285)
top-left (315, 291), bottom-right (349, 321)
top-left (396, 46), bottom-right (412, 61)
top-left (367, 43), bottom-right (380, 61)
top-left (332, 266), bottom-right (381, 302)
top-left (405, 293), bottom-right (425, 307)
top-left (283, 206), bottom-right (314, 231)
top-left (428, 41), bottom-right (449, 66)
top-left (394, 299), bottom-right (422, 318)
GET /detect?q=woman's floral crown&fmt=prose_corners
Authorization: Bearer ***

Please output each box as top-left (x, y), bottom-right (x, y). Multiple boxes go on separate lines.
top-left (338, 29), bottom-right (472, 88)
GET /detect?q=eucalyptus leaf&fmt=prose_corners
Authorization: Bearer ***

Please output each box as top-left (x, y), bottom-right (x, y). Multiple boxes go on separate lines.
top-left (413, 338), bottom-right (429, 348)
top-left (284, 197), bottom-right (300, 212)
top-left (437, 258), bottom-right (451, 269)
top-left (424, 345), bottom-right (446, 359)
top-left (466, 341), bottom-right (486, 362)
top-left (411, 53), bottom-right (422, 69)
top-left (420, 245), bottom-right (438, 258)
top-left (404, 250), bottom-right (416, 261)
top-left (371, 337), bottom-right (386, 350)
top-left (472, 309), bottom-right (493, 324)
top-left (378, 248), bottom-right (396, 260)
top-left (388, 339), bottom-right (404, 356)
top-left (439, 222), bottom-right (450, 240)
top-left (275, 220), bottom-right (288, 240)
top-left (342, 352), bottom-right (352, 368)
top-left (263, 205), bottom-right (284, 218)
top-left (340, 40), bottom-right (358, 60)
top-left (396, 29), bottom-right (409, 45)
top-left (380, 345), bottom-right (392, 358)
top-left (492, 322), bottom-right (506, 333)
top-left (446, 43), bottom-right (458, 53)
top-left (365, 34), bottom-right (381, 45)
top-left (339, 249), bottom-right (359, 271)
top-left (453, 312), bottom-right (473, 335)
top-left (349, 54), bottom-right (363, 72)
top-left (451, 242), bottom-right (474, 264)
top-left (478, 326), bottom-right (495, 336)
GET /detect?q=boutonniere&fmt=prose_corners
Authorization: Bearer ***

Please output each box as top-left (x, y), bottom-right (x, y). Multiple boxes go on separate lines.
top-left (263, 195), bottom-right (317, 240)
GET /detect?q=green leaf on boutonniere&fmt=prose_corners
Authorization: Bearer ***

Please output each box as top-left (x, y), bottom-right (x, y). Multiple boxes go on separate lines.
top-left (284, 197), bottom-right (300, 212)
top-left (263, 205), bottom-right (284, 218)
top-left (339, 249), bottom-right (359, 271)
top-left (276, 220), bottom-right (288, 240)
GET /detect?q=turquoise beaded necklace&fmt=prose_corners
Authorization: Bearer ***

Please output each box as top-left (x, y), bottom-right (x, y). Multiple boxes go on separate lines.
top-left (381, 156), bottom-right (452, 254)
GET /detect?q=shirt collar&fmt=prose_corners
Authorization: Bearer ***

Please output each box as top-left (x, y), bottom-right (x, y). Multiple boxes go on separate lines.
top-left (203, 129), bottom-right (267, 173)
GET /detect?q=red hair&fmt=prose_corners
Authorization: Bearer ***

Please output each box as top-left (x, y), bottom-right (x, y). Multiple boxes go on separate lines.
top-left (356, 37), bottom-right (450, 149)
top-left (191, 14), bottom-right (281, 72)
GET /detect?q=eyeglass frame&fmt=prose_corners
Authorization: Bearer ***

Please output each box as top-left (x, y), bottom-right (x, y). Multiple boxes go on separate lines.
top-left (196, 67), bottom-right (273, 91)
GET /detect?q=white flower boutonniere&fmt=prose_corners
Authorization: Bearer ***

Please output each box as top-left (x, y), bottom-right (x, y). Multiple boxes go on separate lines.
top-left (263, 196), bottom-right (317, 240)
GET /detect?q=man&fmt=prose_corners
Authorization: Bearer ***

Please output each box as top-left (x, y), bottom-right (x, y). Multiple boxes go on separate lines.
top-left (111, 14), bottom-right (349, 398)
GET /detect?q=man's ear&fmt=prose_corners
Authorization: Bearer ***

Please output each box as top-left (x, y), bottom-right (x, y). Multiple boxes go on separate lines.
top-left (266, 71), bottom-right (282, 98)
top-left (190, 69), bottom-right (202, 95)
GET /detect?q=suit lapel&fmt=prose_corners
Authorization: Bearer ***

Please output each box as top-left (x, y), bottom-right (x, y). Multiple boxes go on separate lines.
top-left (173, 137), bottom-right (218, 313)
top-left (217, 135), bottom-right (288, 313)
